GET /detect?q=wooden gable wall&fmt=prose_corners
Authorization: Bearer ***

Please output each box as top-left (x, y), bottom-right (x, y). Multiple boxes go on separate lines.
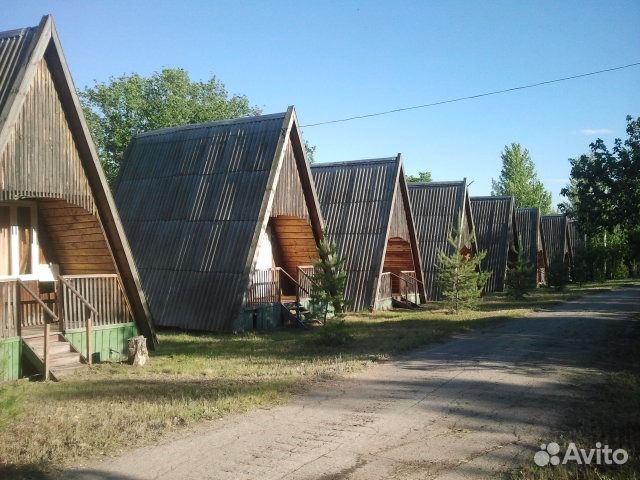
top-left (0, 56), bottom-right (115, 275)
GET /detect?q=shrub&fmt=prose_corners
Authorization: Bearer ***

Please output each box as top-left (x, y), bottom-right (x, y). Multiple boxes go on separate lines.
top-left (506, 245), bottom-right (536, 299)
top-left (314, 320), bottom-right (354, 347)
top-left (436, 234), bottom-right (490, 313)
top-left (308, 238), bottom-right (348, 323)
top-left (612, 261), bottom-right (629, 280)
top-left (547, 253), bottom-right (569, 291)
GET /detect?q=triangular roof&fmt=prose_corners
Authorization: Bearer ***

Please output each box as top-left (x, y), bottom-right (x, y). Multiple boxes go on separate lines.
top-left (541, 214), bottom-right (572, 269)
top-left (408, 180), bottom-right (477, 300)
top-left (470, 196), bottom-right (517, 292)
top-left (515, 207), bottom-right (548, 273)
top-left (567, 219), bottom-right (583, 254)
top-left (311, 156), bottom-right (424, 310)
top-left (115, 106), bottom-right (324, 331)
top-left (0, 15), bottom-right (156, 345)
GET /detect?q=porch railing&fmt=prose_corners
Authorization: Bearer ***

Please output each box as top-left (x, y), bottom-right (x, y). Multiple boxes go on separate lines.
top-left (0, 274), bottom-right (134, 340)
top-left (59, 274), bottom-right (133, 330)
top-left (378, 272), bottom-right (392, 300)
top-left (247, 267), bottom-right (314, 305)
top-left (297, 265), bottom-right (315, 299)
top-left (399, 270), bottom-right (420, 301)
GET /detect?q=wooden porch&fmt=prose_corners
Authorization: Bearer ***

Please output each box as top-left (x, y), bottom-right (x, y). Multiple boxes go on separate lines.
top-left (0, 274), bottom-right (134, 380)
top-left (378, 270), bottom-right (421, 308)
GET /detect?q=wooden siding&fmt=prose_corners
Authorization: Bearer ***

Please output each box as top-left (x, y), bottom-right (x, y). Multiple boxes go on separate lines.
top-left (388, 184), bottom-right (410, 241)
top-left (409, 181), bottom-right (474, 301)
top-left (0, 336), bottom-right (21, 381)
top-left (470, 196), bottom-right (514, 292)
top-left (270, 216), bottom-right (317, 280)
top-left (0, 280), bottom-right (18, 338)
top-left (0, 58), bottom-right (95, 213)
top-left (38, 199), bottom-right (116, 275)
top-left (271, 140), bottom-right (310, 220)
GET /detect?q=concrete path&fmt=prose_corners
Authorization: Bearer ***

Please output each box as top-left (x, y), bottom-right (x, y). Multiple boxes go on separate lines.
top-left (65, 287), bottom-right (640, 480)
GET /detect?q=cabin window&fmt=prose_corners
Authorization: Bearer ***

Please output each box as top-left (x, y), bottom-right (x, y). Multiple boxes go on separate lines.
top-left (0, 202), bottom-right (39, 279)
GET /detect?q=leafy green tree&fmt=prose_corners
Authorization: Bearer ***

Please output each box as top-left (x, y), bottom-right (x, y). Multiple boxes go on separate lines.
top-left (304, 141), bottom-right (317, 164)
top-left (81, 68), bottom-right (261, 184)
top-left (505, 243), bottom-right (536, 299)
top-left (491, 143), bottom-right (552, 213)
top-left (560, 116), bottom-right (640, 235)
top-left (435, 235), bottom-right (490, 313)
top-left (309, 238), bottom-right (348, 323)
top-left (406, 171), bottom-right (433, 183)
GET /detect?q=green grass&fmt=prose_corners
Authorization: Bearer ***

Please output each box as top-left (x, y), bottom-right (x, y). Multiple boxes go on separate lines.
top-left (0, 279), bottom-right (636, 474)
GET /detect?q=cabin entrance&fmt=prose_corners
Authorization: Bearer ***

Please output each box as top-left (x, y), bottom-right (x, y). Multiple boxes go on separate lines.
top-left (380, 236), bottom-right (420, 305)
top-left (0, 199), bottom-right (136, 379)
top-left (248, 215), bottom-right (318, 306)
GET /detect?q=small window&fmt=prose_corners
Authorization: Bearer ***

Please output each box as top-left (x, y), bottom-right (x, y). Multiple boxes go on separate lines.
top-left (0, 202), bottom-right (39, 279)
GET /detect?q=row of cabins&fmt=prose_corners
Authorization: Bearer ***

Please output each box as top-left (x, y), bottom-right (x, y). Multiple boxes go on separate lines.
top-left (0, 16), bottom-right (579, 381)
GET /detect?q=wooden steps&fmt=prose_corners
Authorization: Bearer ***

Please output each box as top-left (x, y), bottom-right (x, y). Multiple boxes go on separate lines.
top-left (22, 332), bottom-right (87, 381)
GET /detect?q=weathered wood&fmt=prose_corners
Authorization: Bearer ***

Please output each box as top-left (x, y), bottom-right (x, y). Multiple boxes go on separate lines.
top-left (85, 311), bottom-right (92, 366)
top-left (43, 321), bottom-right (50, 380)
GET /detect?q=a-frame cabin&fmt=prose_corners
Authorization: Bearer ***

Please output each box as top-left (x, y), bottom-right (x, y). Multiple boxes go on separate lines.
top-left (470, 196), bottom-right (519, 292)
top-left (541, 214), bottom-right (573, 277)
top-left (310, 156), bottom-right (425, 311)
top-left (114, 107), bottom-right (324, 331)
top-left (515, 208), bottom-right (548, 284)
top-left (408, 180), bottom-right (477, 301)
top-left (0, 16), bottom-right (155, 381)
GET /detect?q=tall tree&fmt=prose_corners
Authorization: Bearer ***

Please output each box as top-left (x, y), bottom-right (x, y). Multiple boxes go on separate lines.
top-left (80, 68), bottom-right (261, 184)
top-left (491, 143), bottom-right (552, 213)
top-left (560, 115), bottom-right (640, 235)
top-left (406, 171), bottom-right (433, 183)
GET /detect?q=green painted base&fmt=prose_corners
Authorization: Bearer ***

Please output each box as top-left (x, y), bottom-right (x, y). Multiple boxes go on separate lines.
top-left (376, 297), bottom-right (394, 311)
top-left (0, 337), bottom-right (21, 381)
top-left (64, 323), bottom-right (138, 363)
top-left (241, 304), bottom-right (282, 330)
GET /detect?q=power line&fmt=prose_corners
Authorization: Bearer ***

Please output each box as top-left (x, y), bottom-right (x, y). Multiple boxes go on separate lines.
top-left (301, 62), bottom-right (640, 128)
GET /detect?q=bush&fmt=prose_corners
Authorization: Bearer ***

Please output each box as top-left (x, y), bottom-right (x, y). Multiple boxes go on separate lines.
top-left (308, 238), bottom-right (348, 323)
top-left (612, 261), bottom-right (629, 280)
top-left (547, 253), bottom-right (569, 291)
top-left (314, 320), bottom-right (354, 347)
top-left (506, 245), bottom-right (536, 299)
top-left (436, 234), bottom-right (490, 313)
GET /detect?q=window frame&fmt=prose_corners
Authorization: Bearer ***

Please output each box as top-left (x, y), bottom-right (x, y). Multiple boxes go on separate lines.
top-left (0, 201), bottom-right (40, 280)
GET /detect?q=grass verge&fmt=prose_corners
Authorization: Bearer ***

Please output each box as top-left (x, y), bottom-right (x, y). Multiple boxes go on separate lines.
top-left (0, 280), bottom-right (636, 475)
top-left (508, 313), bottom-right (640, 480)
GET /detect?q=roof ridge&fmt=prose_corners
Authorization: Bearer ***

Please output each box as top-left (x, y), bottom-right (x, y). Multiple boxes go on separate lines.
top-left (134, 112), bottom-right (287, 139)
top-left (0, 26), bottom-right (36, 39)
top-left (310, 157), bottom-right (398, 168)
top-left (408, 180), bottom-right (465, 187)
top-left (471, 195), bottom-right (512, 200)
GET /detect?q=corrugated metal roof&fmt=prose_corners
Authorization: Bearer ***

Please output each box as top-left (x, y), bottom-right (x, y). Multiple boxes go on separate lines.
top-left (408, 180), bottom-right (472, 300)
top-left (541, 214), bottom-right (571, 269)
top-left (311, 157), bottom-right (399, 311)
top-left (470, 196), bottom-right (516, 292)
top-left (0, 26), bottom-right (37, 132)
top-left (515, 208), bottom-right (546, 280)
top-left (115, 111), bottom-right (297, 331)
top-left (567, 220), bottom-right (583, 253)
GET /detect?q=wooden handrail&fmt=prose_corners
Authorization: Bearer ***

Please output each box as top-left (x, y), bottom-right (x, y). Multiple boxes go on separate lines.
top-left (296, 266), bottom-right (321, 290)
top-left (16, 279), bottom-right (58, 380)
top-left (58, 276), bottom-right (98, 366)
top-left (16, 279), bottom-right (58, 322)
top-left (276, 267), bottom-right (312, 298)
top-left (58, 276), bottom-right (100, 316)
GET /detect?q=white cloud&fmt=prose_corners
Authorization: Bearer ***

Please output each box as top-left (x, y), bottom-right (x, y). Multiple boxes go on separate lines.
top-left (580, 128), bottom-right (614, 136)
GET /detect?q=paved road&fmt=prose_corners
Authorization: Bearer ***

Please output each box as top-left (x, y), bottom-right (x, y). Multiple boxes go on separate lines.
top-left (66, 287), bottom-right (640, 480)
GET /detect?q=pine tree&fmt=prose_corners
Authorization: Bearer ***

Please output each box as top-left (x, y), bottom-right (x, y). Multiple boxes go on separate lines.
top-left (491, 143), bottom-right (553, 214)
top-left (505, 243), bottom-right (536, 299)
top-left (436, 235), bottom-right (490, 313)
top-left (309, 238), bottom-right (348, 323)
top-left (547, 253), bottom-right (569, 291)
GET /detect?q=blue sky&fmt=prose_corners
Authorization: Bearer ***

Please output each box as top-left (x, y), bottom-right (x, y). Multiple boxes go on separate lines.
top-left (2, 0), bottom-right (639, 206)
